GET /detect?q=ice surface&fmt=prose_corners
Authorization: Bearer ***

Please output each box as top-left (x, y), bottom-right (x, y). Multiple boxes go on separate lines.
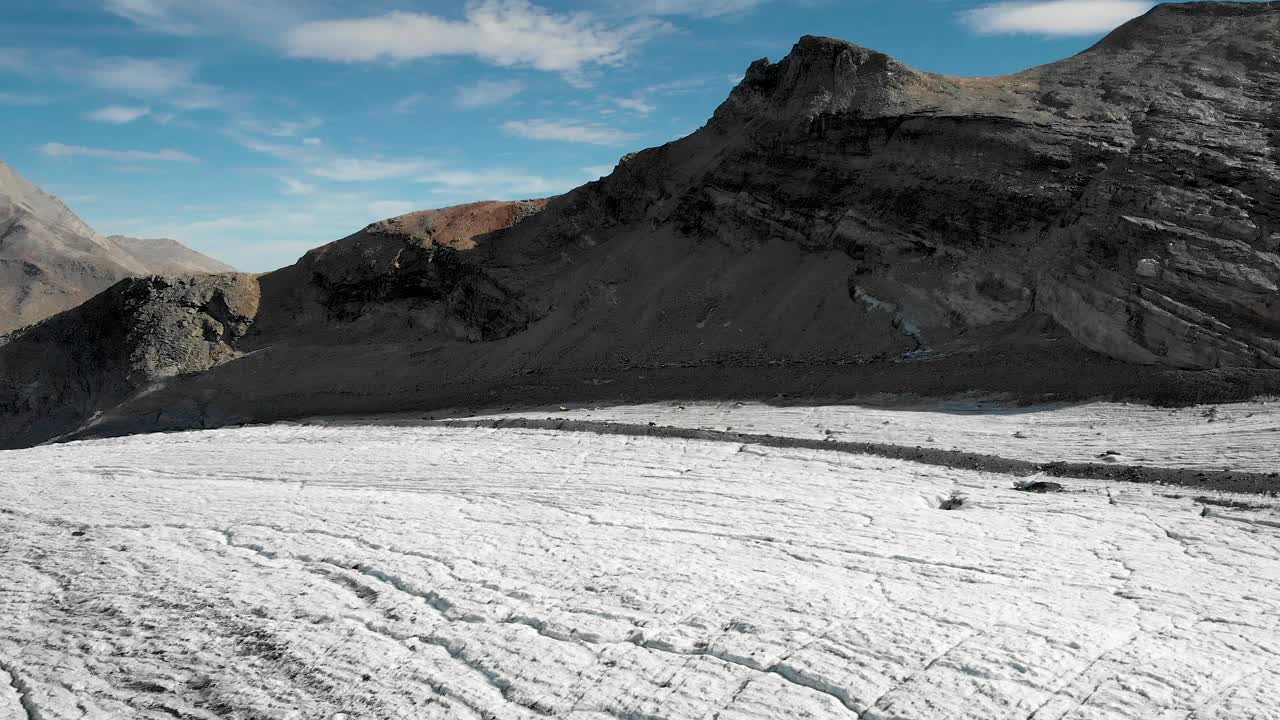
top-left (474, 399), bottom-right (1280, 472)
top-left (1, 413), bottom-right (1278, 719)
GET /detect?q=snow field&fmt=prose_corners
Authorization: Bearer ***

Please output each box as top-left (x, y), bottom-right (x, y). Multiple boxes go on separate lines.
top-left (0, 416), bottom-right (1277, 719)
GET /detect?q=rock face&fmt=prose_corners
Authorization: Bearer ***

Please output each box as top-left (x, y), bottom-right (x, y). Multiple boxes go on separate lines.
top-left (647, 3), bottom-right (1280, 370)
top-left (0, 161), bottom-right (236, 334)
top-left (2, 2), bottom-right (1279, 447)
top-left (0, 274), bottom-right (259, 448)
top-left (257, 200), bottom-right (550, 342)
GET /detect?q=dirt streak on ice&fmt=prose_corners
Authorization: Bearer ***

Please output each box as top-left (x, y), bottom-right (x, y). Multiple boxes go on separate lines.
top-left (472, 399), bottom-right (1280, 473)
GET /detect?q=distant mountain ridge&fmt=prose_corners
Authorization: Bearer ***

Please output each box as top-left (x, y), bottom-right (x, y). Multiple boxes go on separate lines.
top-left (107, 236), bottom-right (237, 276)
top-left (0, 161), bottom-right (234, 334)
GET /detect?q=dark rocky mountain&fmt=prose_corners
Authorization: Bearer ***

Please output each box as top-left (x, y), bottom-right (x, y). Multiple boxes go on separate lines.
top-left (2, 1), bottom-right (1279, 448)
top-left (0, 161), bottom-right (235, 334)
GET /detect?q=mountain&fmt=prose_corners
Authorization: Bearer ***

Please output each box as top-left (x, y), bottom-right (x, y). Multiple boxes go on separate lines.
top-left (2, 1), bottom-right (1279, 448)
top-left (107, 236), bottom-right (237, 276)
top-left (0, 161), bottom-right (235, 334)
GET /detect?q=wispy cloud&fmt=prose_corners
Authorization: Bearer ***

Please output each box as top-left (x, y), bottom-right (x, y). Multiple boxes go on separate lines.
top-left (103, 0), bottom-right (306, 41)
top-left (86, 105), bottom-right (151, 124)
top-left (392, 92), bottom-right (428, 114)
top-left (621, 0), bottom-right (769, 18)
top-left (614, 97), bottom-right (655, 114)
top-left (38, 142), bottom-right (196, 162)
top-left (416, 167), bottom-right (581, 197)
top-left (962, 0), bottom-right (1153, 35)
top-left (86, 57), bottom-right (197, 95)
top-left (0, 48), bottom-right (32, 75)
top-left (502, 119), bottom-right (640, 146)
top-left (455, 79), bottom-right (526, 110)
top-left (307, 158), bottom-right (433, 182)
top-left (284, 0), bottom-right (666, 78)
top-left (0, 49), bottom-right (229, 112)
top-left (235, 114), bottom-right (323, 137)
top-left (228, 122), bottom-right (432, 182)
top-left (0, 91), bottom-right (52, 106)
top-left (278, 176), bottom-right (317, 195)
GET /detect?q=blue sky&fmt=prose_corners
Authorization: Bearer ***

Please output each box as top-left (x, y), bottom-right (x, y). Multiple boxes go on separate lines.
top-left (1, 0), bottom-right (1161, 271)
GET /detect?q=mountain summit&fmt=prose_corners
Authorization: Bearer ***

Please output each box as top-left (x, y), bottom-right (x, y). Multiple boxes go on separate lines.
top-left (0, 161), bottom-right (235, 334)
top-left (2, 1), bottom-right (1278, 447)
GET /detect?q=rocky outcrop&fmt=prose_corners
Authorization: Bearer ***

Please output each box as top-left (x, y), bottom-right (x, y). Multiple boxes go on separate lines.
top-left (255, 200), bottom-right (549, 342)
top-left (0, 274), bottom-right (258, 448)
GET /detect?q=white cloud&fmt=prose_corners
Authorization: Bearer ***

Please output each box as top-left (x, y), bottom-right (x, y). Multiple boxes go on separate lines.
top-left (228, 134), bottom-right (308, 163)
top-left (502, 119), bottom-right (639, 146)
top-left (278, 177), bottom-right (317, 195)
top-left (87, 57), bottom-right (196, 95)
top-left (228, 124), bottom-right (432, 183)
top-left (0, 48), bottom-right (32, 75)
top-left (307, 158), bottom-right (432, 182)
top-left (392, 93), bottom-right (428, 114)
top-left (0, 91), bottom-right (51, 106)
top-left (112, 165), bottom-right (167, 174)
top-left (2, 49), bottom-right (221, 111)
top-left (416, 167), bottom-right (581, 197)
top-left (962, 0), bottom-right (1153, 35)
top-left (455, 79), bottom-right (526, 110)
top-left (259, 118), bottom-right (323, 137)
top-left (284, 1), bottom-right (665, 76)
top-left (86, 105), bottom-right (151, 124)
top-left (614, 97), bottom-right (655, 114)
top-left (71, 55), bottom-right (228, 110)
top-left (103, 0), bottom-right (305, 40)
top-left (37, 142), bottom-right (196, 162)
top-left (623, 0), bottom-right (767, 17)
top-left (583, 165), bottom-right (616, 179)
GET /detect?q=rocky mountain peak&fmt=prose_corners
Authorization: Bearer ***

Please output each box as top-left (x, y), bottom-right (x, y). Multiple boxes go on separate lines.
top-left (0, 160), bottom-right (99, 241)
top-left (716, 35), bottom-right (924, 125)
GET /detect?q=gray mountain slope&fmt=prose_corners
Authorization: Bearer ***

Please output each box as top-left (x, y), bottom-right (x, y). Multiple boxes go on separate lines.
top-left (108, 236), bottom-right (237, 275)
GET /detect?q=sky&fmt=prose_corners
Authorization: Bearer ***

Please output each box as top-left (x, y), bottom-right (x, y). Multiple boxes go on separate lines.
top-left (0, 0), bottom-right (1166, 271)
